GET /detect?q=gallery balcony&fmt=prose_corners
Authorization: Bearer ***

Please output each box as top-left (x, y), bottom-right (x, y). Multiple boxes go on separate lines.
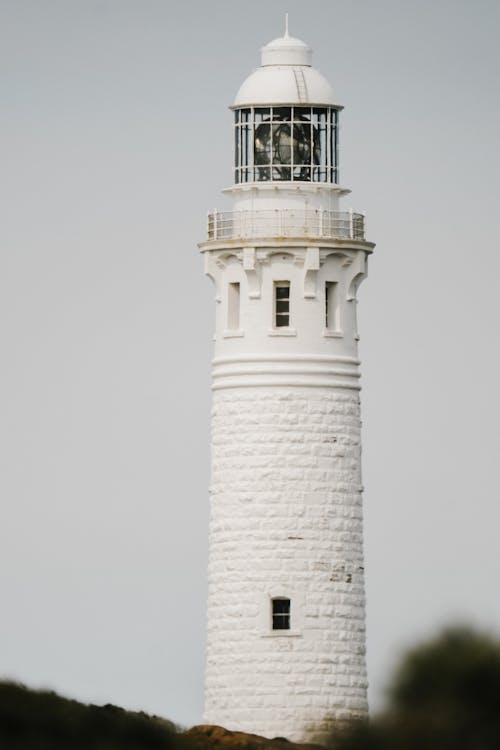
top-left (206, 208), bottom-right (365, 242)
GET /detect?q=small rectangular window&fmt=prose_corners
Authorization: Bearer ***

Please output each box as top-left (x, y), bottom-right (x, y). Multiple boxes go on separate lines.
top-left (227, 282), bottom-right (240, 330)
top-left (274, 282), bottom-right (290, 327)
top-left (325, 281), bottom-right (338, 330)
top-left (272, 598), bottom-right (290, 630)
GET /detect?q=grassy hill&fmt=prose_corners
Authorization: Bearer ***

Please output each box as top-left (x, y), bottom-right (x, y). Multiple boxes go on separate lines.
top-left (0, 682), bottom-right (317, 750)
top-left (0, 681), bottom-right (185, 749)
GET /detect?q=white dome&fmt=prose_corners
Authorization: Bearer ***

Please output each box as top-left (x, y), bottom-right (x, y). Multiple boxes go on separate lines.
top-left (234, 65), bottom-right (337, 107)
top-left (233, 32), bottom-right (340, 108)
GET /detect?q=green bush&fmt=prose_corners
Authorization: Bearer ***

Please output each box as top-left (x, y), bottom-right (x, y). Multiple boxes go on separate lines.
top-left (334, 626), bottom-right (500, 750)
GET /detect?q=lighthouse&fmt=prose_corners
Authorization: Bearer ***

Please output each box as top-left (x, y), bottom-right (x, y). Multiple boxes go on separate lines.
top-left (200, 25), bottom-right (374, 743)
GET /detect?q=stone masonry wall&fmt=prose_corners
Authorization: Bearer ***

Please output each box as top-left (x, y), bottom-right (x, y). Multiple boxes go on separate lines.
top-left (204, 386), bottom-right (368, 743)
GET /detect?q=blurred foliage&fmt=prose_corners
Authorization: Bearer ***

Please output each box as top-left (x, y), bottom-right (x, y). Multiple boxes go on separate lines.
top-left (4, 625), bottom-right (500, 749)
top-left (333, 626), bottom-right (500, 750)
top-left (0, 681), bottom-right (188, 750)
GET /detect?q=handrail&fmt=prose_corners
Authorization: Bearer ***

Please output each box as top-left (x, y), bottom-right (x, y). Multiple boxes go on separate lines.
top-left (207, 208), bottom-right (365, 241)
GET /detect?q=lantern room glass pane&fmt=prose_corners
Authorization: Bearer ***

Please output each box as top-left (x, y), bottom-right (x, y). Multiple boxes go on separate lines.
top-left (254, 108), bottom-right (271, 123)
top-left (254, 123), bottom-right (271, 165)
top-left (273, 166), bottom-right (291, 180)
top-left (272, 123), bottom-right (292, 164)
top-left (293, 109), bottom-right (311, 121)
top-left (255, 166), bottom-right (270, 181)
top-left (312, 126), bottom-right (321, 166)
top-left (293, 122), bottom-right (311, 165)
top-left (294, 166), bottom-right (311, 181)
top-left (331, 109), bottom-right (338, 178)
top-left (272, 107), bottom-right (291, 121)
top-left (311, 108), bottom-right (327, 182)
top-left (241, 125), bottom-right (248, 166)
top-left (234, 126), bottom-right (240, 167)
top-left (312, 108), bottom-right (326, 124)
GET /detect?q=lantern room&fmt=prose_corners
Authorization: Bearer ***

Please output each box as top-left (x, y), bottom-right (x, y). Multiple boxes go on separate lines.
top-left (234, 106), bottom-right (338, 184)
top-left (232, 27), bottom-right (342, 186)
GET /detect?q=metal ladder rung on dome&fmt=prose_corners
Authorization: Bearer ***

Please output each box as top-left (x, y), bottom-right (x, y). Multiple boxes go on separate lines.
top-left (293, 68), bottom-right (308, 102)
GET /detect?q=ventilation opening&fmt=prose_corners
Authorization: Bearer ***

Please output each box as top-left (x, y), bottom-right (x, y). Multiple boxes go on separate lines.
top-left (272, 598), bottom-right (290, 630)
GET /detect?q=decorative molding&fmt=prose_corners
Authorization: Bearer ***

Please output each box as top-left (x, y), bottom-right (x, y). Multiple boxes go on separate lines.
top-left (212, 378), bottom-right (361, 391)
top-left (213, 354), bottom-right (361, 365)
top-left (211, 354), bottom-right (361, 390)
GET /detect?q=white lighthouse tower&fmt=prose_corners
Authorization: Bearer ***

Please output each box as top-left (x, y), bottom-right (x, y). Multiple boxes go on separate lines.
top-left (200, 25), bottom-right (374, 743)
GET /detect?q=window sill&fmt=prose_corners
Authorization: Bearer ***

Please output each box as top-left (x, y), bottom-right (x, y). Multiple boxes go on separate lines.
top-left (268, 327), bottom-right (297, 337)
top-left (261, 630), bottom-right (302, 638)
top-left (322, 329), bottom-right (343, 338)
top-left (223, 329), bottom-right (244, 338)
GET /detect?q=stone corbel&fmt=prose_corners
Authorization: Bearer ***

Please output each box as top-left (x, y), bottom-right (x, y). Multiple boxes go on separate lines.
top-left (243, 247), bottom-right (261, 298)
top-left (303, 246), bottom-right (320, 298)
top-left (204, 254), bottom-right (222, 299)
top-left (346, 253), bottom-right (368, 300)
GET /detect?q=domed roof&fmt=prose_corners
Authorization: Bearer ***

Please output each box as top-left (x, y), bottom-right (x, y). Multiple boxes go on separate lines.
top-left (233, 30), bottom-right (340, 108)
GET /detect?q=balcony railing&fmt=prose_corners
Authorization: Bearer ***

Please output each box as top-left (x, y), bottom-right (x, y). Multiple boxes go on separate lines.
top-left (207, 209), bottom-right (365, 242)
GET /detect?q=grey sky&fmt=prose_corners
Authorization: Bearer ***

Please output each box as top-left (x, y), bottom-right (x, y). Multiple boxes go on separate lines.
top-left (1, 0), bottom-right (500, 728)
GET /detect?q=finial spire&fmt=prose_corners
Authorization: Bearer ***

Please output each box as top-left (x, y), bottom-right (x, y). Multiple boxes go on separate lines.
top-left (284, 12), bottom-right (289, 38)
